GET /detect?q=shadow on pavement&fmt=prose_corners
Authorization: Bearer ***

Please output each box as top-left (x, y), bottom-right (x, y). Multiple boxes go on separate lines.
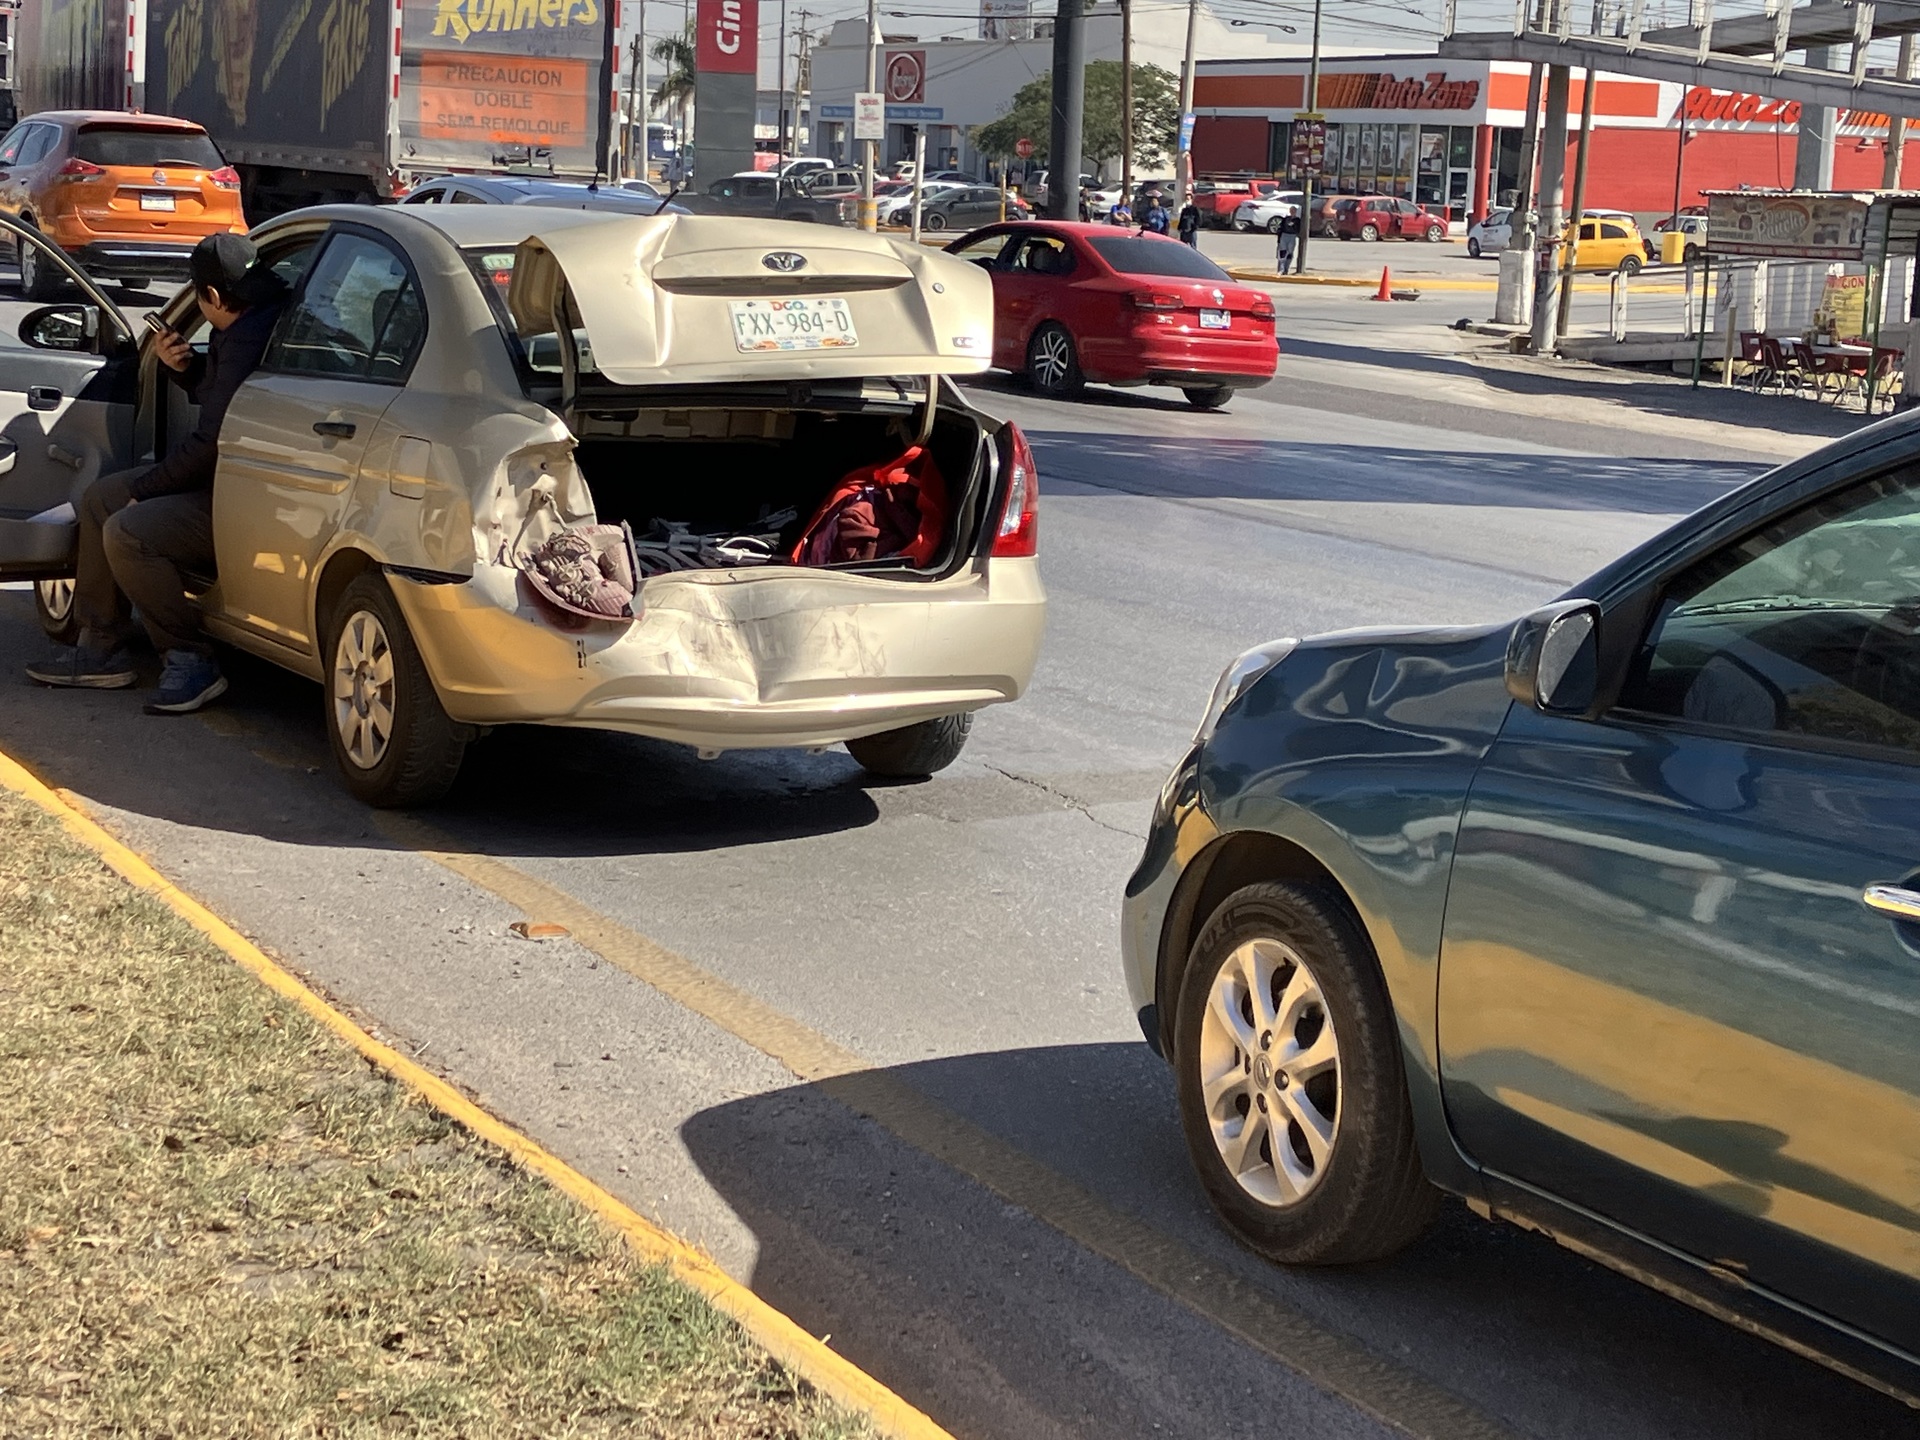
top-left (1024, 430), bottom-right (1760, 516)
top-left (678, 1042), bottom-right (1920, 1440)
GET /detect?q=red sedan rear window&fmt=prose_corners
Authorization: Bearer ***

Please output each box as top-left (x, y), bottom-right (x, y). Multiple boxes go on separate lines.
top-left (75, 125), bottom-right (224, 169)
top-left (1085, 236), bottom-right (1232, 280)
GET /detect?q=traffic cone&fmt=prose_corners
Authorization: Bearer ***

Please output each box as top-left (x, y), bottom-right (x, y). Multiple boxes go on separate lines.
top-left (1373, 266), bottom-right (1394, 301)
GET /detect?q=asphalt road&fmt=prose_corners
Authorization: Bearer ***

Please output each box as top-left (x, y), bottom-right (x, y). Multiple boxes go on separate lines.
top-left (1, 280), bottom-right (1914, 1438)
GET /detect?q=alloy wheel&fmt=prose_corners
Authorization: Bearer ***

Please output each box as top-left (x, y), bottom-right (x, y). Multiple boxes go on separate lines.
top-left (36, 578), bottom-right (73, 624)
top-left (1198, 936), bottom-right (1342, 1207)
top-left (332, 608), bottom-right (397, 771)
top-left (1030, 327), bottom-right (1073, 391)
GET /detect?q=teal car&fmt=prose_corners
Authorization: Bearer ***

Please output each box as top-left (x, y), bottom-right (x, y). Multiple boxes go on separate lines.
top-left (1122, 418), bottom-right (1920, 1406)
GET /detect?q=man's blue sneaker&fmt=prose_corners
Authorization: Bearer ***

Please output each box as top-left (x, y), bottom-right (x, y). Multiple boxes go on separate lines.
top-left (26, 640), bottom-right (136, 689)
top-left (144, 650), bottom-right (226, 714)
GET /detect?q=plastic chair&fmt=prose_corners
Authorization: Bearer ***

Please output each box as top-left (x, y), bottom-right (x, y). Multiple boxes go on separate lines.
top-left (1870, 346), bottom-right (1906, 411)
top-left (1759, 335), bottom-right (1795, 396)
top-left (1738, 331), bottom-right (1768, 391)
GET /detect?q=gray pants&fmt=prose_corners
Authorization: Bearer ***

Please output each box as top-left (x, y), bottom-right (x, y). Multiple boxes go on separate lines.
top-left (1277, 233), bottom-right (1298, 273)
top-left (74, 468), bottom-right (214, 656)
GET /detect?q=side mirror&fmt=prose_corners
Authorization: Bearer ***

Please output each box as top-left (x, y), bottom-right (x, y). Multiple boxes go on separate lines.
top-left (20, 303), bottom-right (97, 353)
top-left (1505, 599), bottom-right (1602, 714)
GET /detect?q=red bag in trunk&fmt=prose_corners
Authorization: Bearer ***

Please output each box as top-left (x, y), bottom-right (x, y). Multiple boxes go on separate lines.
top-left (791, 445), bottom-right (949, 568)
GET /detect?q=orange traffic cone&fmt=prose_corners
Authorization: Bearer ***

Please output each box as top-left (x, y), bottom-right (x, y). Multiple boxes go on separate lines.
top-left (1373, 266), bottom-right (1394, 301)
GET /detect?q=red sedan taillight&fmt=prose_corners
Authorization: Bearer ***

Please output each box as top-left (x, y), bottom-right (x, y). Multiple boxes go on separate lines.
top-left (1250, 297), bottom-right (1275, 321)
top-left (992, 423), bottom-right (1039, 558)
top-left (209, 166), bottom-right (241, 190)
top-left (1130, 291), bottom-right (1184, 311)
top-left (56, 158), bottom-right (105, 182)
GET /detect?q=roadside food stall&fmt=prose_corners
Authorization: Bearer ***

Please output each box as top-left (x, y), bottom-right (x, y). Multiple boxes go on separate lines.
top-left (1698, 189), bottom-right (1920, 410)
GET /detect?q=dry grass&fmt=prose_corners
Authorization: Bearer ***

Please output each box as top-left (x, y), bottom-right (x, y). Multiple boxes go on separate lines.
top-left (0, 792), bottom-right (872, 1440)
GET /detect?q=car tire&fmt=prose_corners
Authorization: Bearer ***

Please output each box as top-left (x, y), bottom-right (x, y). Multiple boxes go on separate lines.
top-left (923, 211), bottom-right (947, 231)
top-left (847, 712), bottom-right (971, 777)
top-left (324, 572), bottom-right (466, 808)
top-left (1467, 237), bottom-right (1481, 258)
top-left (1424, 223), bottom-right (1443, 242)
top-left (1026, 321), bottom-right (1084, 396)
top-left (34, 578), bottom-right (78, 646)
top-left (1174, 881), bottom-right (1440, 1266)
top-left (1183, 385), bottom-right (1232, 410)
top-left (1617, 254), bottom-right (1642, 276)
top-left (1266, 216), bottom-right (1285, 234)
top-left (1360, 224), bottom-right (1380, 242)
top-left (17, 224), bottom-right (60, 302)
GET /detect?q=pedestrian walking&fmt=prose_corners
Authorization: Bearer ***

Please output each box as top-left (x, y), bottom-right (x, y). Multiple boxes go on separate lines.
top-left (1078, 185), bottom-right (1093, 222)
top-left (1177, 191), bottom-right (1202, 247)
top-left (1276, 208), bottom-right (1300, 275)
top-left (1143, 190), bottom-right (1170, 235)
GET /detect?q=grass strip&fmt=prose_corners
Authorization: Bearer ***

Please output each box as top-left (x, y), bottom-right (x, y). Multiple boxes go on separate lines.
top-left (0, 789), bottom-right (872, 1440)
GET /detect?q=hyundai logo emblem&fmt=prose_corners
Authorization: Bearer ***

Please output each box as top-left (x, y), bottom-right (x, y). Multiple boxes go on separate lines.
top-left (762, 251), bottom-right (807, 272)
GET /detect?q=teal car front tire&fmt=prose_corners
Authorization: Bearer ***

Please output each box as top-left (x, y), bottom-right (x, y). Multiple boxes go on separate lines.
top-left (1174, 881), bottom-right (1439, 1265)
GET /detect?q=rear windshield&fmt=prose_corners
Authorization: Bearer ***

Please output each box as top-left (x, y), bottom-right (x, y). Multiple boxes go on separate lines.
top-left (75, 125), bottom-right (224, 169)
top-left (1085, 236), bottom-right (1231, 281)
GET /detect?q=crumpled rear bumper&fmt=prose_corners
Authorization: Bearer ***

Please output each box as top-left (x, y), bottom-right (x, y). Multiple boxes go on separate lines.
top-left (391, 556), bottom-right (1046, 751)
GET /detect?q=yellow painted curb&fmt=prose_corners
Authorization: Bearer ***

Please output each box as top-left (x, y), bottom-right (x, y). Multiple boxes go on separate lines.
top-left (0, 749), bottom-right (953, 1440)
top-left (1223, 265), bottom-right (1687, 294)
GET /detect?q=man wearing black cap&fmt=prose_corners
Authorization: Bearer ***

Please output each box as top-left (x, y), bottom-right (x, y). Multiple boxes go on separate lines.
top-left (28, 231), bottom-right (287, 713)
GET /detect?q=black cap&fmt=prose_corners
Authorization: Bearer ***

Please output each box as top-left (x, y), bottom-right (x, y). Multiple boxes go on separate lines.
top-left (189, 232), bottom-right (283, 305)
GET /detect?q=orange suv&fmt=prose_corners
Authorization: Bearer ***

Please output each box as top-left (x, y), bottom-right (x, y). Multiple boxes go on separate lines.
top-left (0, 112), bottom-right (246, 299)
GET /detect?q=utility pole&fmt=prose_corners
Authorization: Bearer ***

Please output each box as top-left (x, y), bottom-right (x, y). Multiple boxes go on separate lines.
top-left (1885, 34), bottom-right (1915, 188)
top-left (1295, 0), bottom-right (1321, 273)
top-left (861, 0), bottom-right (879, 229)
top-left (1494, 60), bottom-right (1544, 325)
top-left (1046, 0), bottom-right (1085, 219)
top-left (1173, 0), bottom-right (1198, 202)
top-left (626, 32), bottom-right (644, 177)
top-left (1557, 64), bottom-right (1596, 337)
top-left (1120, 0), bottom-right (1133, 208)
top-left (1530, 63), bottom-right (1571, 354)
top-left (777, 0), bottom-right (789, 160)
top-left (795, 10), bottom-right (811, 158)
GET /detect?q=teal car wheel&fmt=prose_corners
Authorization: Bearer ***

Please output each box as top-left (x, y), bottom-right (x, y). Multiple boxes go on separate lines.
top-left (1175, 881), bottom-right (1438, 1264)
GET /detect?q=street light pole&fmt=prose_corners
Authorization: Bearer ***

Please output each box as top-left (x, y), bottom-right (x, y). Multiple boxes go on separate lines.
top-left (777, 0), bottom-right (789, 160)
top-left (861, 0), bottom-right (879, 230)
top-left (1121, 0), bottom-right (1133, 209)
top-left (1295, 0), bottom-right (1321, 273)
top-left (1174, 0), bottom-right (1198, 202)
top-left (1045, 0), bottom-right (1085, 219)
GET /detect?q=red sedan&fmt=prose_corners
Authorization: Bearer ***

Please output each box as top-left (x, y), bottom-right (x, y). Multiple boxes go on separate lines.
top-left (1333, 195), bottom-right (1448, 242)
top-left (945, 221), bottom-right (1278, 409)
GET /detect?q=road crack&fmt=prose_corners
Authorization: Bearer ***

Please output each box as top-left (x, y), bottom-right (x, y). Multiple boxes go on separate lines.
top-left (984, 765), bottom-right (1146, 840)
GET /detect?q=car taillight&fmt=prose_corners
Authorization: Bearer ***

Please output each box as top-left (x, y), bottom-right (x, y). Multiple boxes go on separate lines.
top-left (1130, 291), bottom-right (1183, 311)
top-left (992, 423), bottom-right (1039, 558)
top-left (210, 166), bottom-right (241, 190)
top-left (56, 158), bottom-right (105, 181)
top-left (1250, 297), bottom-right (1275, 320)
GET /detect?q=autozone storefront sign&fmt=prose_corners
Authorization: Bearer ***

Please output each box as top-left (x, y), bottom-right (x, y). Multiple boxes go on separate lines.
top-left (1315, 71), bottom-right (1481, 112)
top-left (1683, 88), bottom-right (1804, 127)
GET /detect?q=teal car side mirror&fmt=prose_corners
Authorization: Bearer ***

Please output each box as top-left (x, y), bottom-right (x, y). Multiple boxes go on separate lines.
top-left (1505, 599), bottom-right (1601, 714)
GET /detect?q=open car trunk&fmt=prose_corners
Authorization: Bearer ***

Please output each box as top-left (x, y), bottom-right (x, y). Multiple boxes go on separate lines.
top-left (561, 381), bottom-right (991, 587)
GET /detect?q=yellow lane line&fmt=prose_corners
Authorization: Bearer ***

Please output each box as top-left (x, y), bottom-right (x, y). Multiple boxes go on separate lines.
top-left (378, 814), bottom-right (1522, 1440)
top-left (0, 751), bottom-right (953, 1440)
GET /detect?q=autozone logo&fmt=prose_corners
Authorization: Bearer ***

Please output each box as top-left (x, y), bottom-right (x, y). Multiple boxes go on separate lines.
top-left (1316, 71), bottom-right (1481, 111)
top-left (1683, 88), bottom-right (1803, 125)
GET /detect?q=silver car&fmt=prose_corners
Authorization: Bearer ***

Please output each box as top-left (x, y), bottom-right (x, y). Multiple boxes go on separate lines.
top-left (0, 210), bottom-right (1046, 806)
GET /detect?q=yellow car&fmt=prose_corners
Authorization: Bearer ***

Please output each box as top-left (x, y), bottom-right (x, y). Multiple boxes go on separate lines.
top-left (1565, 214), bottom-right (1645, 273)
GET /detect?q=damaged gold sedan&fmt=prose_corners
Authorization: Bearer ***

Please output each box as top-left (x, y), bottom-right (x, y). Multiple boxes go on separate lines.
top-left (0, 208), bottom-right (1046, 805)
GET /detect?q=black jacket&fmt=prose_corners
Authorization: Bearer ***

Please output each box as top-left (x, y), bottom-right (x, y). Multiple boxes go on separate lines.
top-left (131, 300), bottom-right (285, 501)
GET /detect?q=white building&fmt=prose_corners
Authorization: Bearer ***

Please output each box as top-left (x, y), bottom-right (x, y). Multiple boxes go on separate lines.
top-left (808, 2), bottom-right (1314, 177)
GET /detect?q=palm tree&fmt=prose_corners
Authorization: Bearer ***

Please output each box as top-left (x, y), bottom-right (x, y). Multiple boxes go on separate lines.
top-left (652, 24), bottom-right (695, 148)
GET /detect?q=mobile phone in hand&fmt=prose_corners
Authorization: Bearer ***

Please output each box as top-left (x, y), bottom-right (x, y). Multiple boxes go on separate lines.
top-left (142, 313), bottom-right (168, 337)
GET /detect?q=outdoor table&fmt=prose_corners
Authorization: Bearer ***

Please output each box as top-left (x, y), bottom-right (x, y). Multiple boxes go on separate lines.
top-left (1805, 341), bottom-right (1874, 405)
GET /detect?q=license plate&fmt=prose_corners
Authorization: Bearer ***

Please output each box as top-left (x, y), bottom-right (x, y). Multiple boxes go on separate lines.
top-left (730, 297), bottom-right (858, 352)
top-left (139, 193), bottom-right (175, 211)
top-left (1199, 309), bottom-right (1231, 330)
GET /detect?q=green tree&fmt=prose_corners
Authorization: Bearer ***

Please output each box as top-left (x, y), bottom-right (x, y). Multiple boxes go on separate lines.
top-left (652, 24), bottom-right (696, 116)
top-left (973, 61), bottom-right (1178, 170)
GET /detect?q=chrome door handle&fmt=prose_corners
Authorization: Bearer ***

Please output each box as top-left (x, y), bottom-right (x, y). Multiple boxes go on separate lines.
top-left (1861, 884), bottom-right (1920, 921)
top-left (312, 420), bottom-right (356, 439)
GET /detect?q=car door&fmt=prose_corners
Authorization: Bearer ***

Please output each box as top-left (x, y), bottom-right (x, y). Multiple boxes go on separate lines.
top-left (213, 227), bottom-right (425, 653)
top-left (996, 232), bottom-right (1078, 364)
top-left (0, 216), bottom-right (138, 578)
top-left (1438, 459), bottom-right (1920, 1350)
top-left (945, 228), bottom-right (1018, 365)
